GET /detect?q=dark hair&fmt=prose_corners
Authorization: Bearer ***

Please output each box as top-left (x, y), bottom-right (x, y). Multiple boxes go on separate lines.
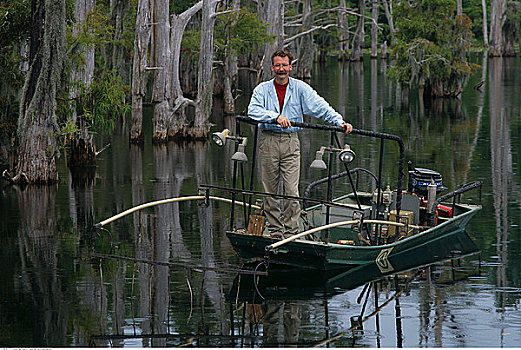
top-left (271, 50), bottom-right (293, 65)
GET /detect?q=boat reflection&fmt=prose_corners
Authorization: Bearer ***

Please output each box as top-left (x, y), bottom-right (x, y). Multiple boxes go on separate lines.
top-left (230, 229), bottom-right (480, 301)
top-left (227, 229), bottom-right (481, 347)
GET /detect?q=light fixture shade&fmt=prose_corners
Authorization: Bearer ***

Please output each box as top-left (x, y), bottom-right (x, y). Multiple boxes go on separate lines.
top-left (231, 144), bottom-right (248, 162)
top-left (310, 149), bottom-right (327, 169)
top-left (338, 145), bottom-right (355, 164)
top-left (310, 159), bottom-right (327, 169)
top-left (211, 129), bottom-right (230, 147)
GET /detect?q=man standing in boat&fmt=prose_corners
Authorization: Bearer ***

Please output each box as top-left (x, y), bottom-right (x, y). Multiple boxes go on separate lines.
top-left (248, 49), bottom-right (353, 236)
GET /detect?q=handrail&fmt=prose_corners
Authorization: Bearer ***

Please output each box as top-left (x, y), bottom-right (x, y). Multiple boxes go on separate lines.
top-left (198, 184), bottom-right (361, 210)
top-left (235, 115), bottom-right (406, 213)
top-left (432, 181), bottom-right (483, 210)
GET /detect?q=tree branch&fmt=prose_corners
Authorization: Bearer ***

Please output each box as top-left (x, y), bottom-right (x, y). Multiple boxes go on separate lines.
top-left (283, 24), bottom-right (337, 46)
top-left (211, 8), bottom-right (241, 19)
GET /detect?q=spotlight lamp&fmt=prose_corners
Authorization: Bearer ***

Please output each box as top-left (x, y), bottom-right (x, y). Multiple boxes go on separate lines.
top-left (211, 129), bottom-right (230, 147)
top-left (338, 144), bottom-right (356, 164)
top-left (310, 147), bottom-right (327, 170)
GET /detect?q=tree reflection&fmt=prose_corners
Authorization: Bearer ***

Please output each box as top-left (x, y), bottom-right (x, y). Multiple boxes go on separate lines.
top-left (16, 186), bottom-right (66, 346)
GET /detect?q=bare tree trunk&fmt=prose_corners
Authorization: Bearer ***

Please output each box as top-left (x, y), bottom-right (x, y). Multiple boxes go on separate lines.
top-left (381, 0), bottom-right (396, 46)
top-left (105, 0), bottom-right (131, 85)
top-left (489, 0), bottom-right (506, 57)
top-left (258, 0), bottom-right (284, 82)
top-left (192, 0), bottom-right (217, 138)
top-left (502, 1), bottom-right (518, 57)
top-left (457, 0), bottom-right (462, 16)
top-left (337, 0), bottom-right (349, 60)
top-left (482, 0), bottom-right (489, 48)
top-left (14, 0), bottom-right (66, 184)
top-left (503, 24), bottom-right (516, 56)
top-left (296, 0), bottom-right (313, 79)
top-left (223, 0), bottom-right (240, 115)
top-left (151, 0), bottom-right (171, 143)
top-left (350, 1), bottom-right (365, 61)
top-left (167, 1), bottom-right (202, 138)
top-left (370, 0), bottom-right (379, 58)
top-left (130, 0), bottom-right (151, 144)
top-left (68, 0), bottom-right (96, 167)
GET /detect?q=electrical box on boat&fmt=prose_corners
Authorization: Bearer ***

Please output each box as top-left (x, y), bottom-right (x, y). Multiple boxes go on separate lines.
top-left (389, 192), bottom-right (420, 225)
top-left (387, 209), bottom-right (415, 237)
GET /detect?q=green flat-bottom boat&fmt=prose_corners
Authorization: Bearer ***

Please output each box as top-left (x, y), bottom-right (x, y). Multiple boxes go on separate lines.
top-left (226, 193), bottom-right (481, 271)
top-left (206, 116), bottom-right (483, 273)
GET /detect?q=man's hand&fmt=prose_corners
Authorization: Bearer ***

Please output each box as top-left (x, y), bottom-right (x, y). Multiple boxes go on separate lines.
top-left (277, 115), bottom-right (291, 129)
top-left (340, 123), bottom-right (353, 134)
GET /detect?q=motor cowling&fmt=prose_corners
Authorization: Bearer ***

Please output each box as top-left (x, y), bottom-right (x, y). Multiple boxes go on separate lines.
top-left (409, 168), bottom-right (447, 195)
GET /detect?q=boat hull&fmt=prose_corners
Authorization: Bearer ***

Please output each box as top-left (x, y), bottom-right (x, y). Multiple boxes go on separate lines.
top-left (226, 204), bottom-right (481, 271)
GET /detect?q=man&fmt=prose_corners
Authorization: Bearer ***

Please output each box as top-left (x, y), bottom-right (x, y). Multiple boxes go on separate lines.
top-left (248, 50), bottom-right (352, 236)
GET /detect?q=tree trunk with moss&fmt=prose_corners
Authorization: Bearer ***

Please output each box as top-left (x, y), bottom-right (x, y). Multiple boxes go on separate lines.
top-left (130, 0), bottom-right (151, 144)
top-left (502, 1), bottom-right (519, 57)
top-left (151, 0), bottom-right (171, 142)
top-left (370, 0), bottom-right (379, 58)
top-left (482, 0), bottom-right (489, 47)
top-left (381, 0), bottom-right (396, 46)
top-left (68, 0), bottom-right (96, 167)
top-left (489, 0), bottom-right (506, 57)
top-left (337, 0), bottom-right (349, 61)
top-left (296, 0), bottom-right (313, 80)
top-left (258, 0), bottom-right (284, 82)
top-left (14, 0), bottom-right (66, 184)
top-left (223, 0), bottom-right (240, 115)
top-left (192, 0), bottom-right (216, 139)
top-left (350, 1), bottom-right (365, 61)
top-left (167, 1), bottom-right (202, 138)
top-left (104, 0), bottom-right (132, 85)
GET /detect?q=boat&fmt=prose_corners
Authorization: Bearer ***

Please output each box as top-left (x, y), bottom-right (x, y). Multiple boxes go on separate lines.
top-left (204, 115), bottom-right (482, 272)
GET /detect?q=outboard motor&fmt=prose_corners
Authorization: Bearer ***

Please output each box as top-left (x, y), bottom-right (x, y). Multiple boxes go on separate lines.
top-left (409, 168), bottom-right (447, 196)
top-left (409, 167), bottom-right (447, 226)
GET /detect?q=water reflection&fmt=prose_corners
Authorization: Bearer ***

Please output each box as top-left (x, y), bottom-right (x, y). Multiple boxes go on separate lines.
top-left (16, 186), bottom-right (66, 346)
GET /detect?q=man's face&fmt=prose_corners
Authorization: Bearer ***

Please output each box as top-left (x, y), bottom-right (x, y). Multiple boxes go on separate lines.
top-left (271, 56), bottom-right (292, 82)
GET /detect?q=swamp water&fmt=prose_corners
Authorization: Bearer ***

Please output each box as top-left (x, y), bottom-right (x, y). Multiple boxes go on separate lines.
top-left (1, 55), bottom-right (521, 347)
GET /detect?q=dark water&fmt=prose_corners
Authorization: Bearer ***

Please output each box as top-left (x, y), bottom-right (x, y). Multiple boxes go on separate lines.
top-left (1, 54), bottom-right (521, 347)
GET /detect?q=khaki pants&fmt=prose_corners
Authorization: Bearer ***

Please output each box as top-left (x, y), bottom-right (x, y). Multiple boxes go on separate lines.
top-left (259, 131), bottom-right (300, 234)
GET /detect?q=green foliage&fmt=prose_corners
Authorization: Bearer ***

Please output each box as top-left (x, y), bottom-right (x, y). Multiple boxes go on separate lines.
top-left (65, 3), bottom-right (114, 69)
top-left (57, 1), bottom-right (133, 144)
top-left (387, 0), bottom-right (477, 95)
top-left (463, 0), bottom-right (489, 45)
top-left (215, 10), bottom-right (274, 57)
top-left (81, 70), bottom-right (130, 132)
top-left (57, 70), bottom-right (130, 140)
top-left (0, 0), bottom-right (30, 46)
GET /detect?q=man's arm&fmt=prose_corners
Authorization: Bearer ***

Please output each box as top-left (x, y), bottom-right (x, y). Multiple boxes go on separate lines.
top-left (299, 82), bottom-right (352, 133)
top-left (299, 82), bottom-right (343, 124)
top-left (247, 85), bottom-right (280, 123)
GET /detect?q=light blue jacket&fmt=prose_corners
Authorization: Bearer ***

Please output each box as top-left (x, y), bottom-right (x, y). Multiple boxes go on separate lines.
top-left (247, 77), bottom-right (345, 133)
